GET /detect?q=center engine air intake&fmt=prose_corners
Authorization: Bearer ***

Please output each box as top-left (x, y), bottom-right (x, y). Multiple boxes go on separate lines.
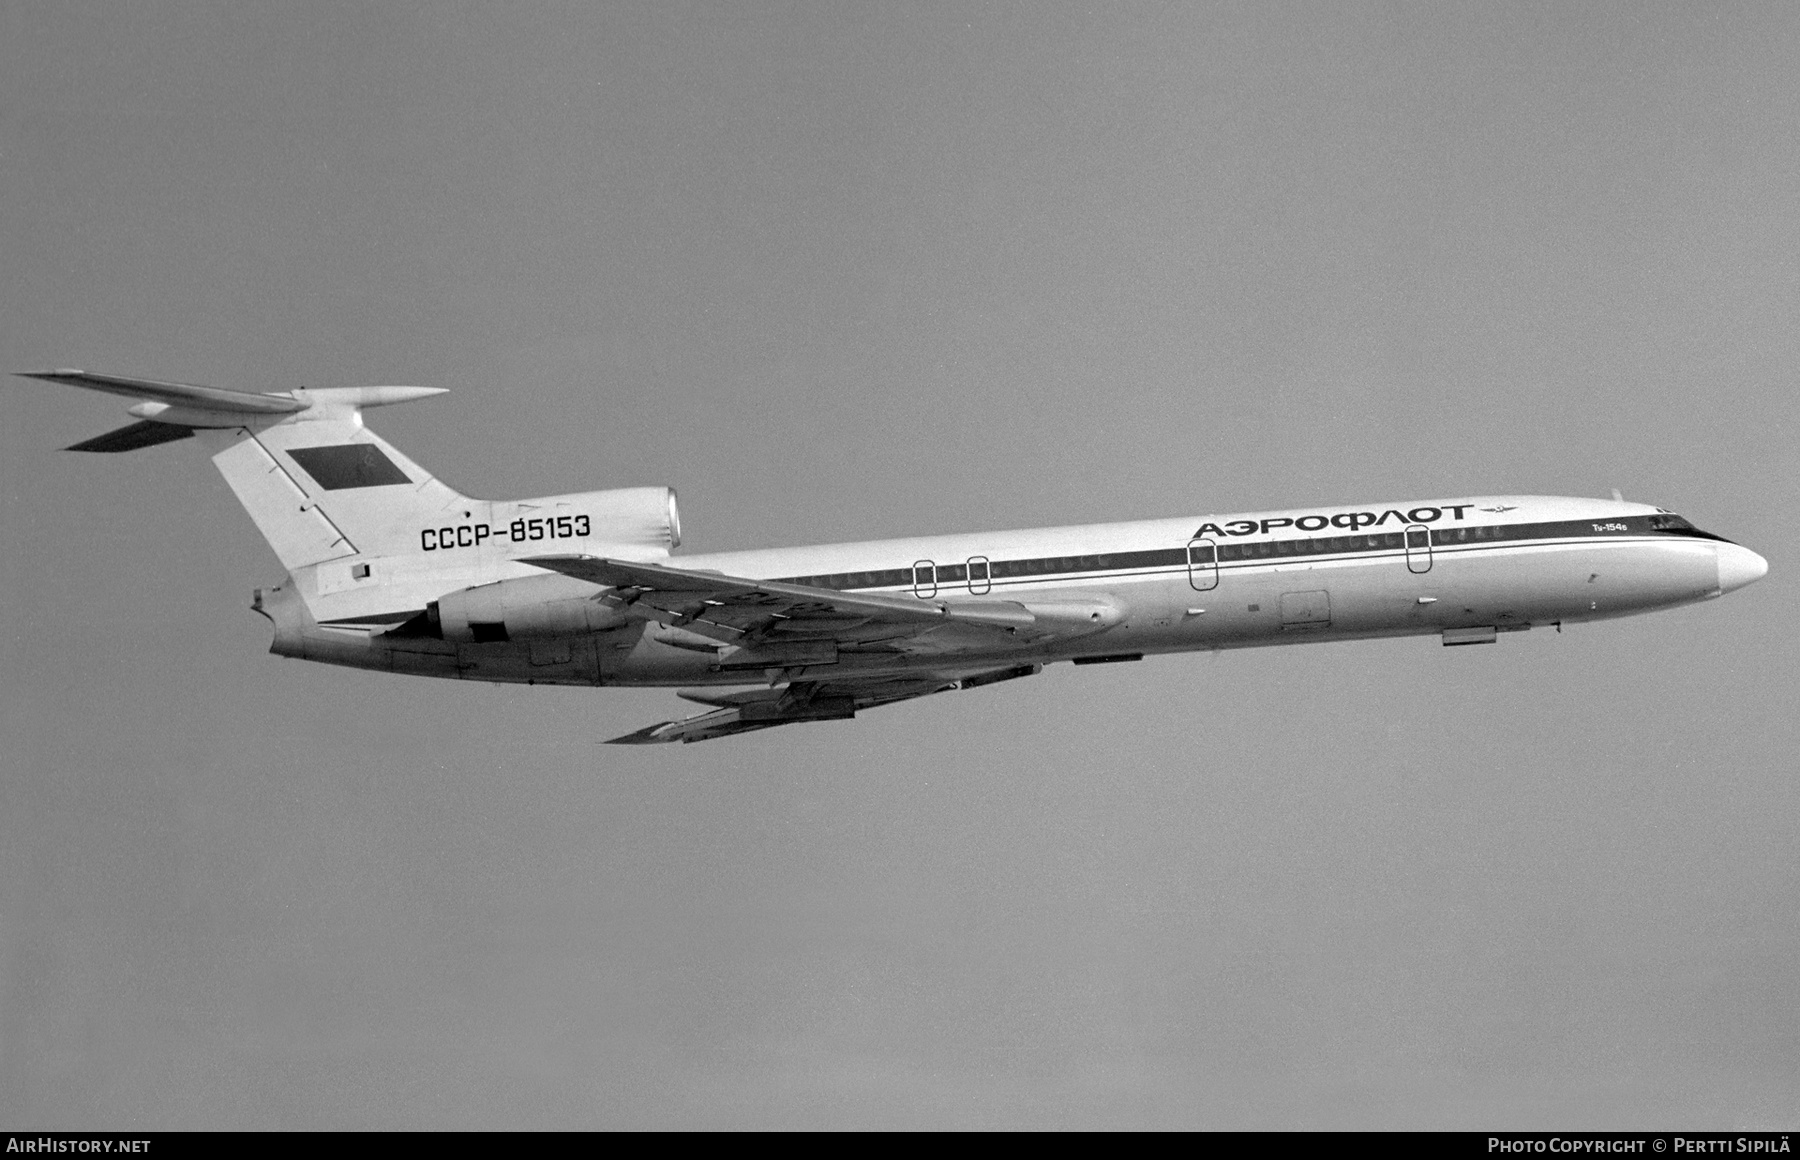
top-left (567, 486), bottom-right (681, 551)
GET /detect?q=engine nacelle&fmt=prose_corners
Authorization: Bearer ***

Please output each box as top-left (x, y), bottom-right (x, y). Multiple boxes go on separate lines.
top-left (431, 572), bottom-right (631, 643)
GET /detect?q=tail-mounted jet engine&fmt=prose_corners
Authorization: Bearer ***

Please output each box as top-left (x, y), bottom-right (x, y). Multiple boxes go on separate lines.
top-left (395, 573), bottom-right (631, 643)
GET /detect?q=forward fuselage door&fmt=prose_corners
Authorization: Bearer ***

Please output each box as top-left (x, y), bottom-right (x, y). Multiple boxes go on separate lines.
top-left (1187, 537), bottom-right (1219, 591)
top-left (1405, 524), bottom-right (1432, 574)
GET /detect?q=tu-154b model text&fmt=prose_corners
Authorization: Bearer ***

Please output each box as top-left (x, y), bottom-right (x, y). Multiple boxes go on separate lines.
top-left (22, 370), bottom-right (1769, 743)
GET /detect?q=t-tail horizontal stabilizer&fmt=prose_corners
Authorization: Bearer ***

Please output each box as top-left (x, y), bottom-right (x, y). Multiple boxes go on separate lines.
top-left (65, 419), bottom-right (196, 453)
top-left (21, 369), bottom-right (449, 453)
top-left (23, 367), bottom-right (464, 572)
top-left (22, 369), bottom-right (310, 414)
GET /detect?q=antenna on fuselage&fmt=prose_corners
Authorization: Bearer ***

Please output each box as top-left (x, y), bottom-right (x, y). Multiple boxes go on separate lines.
top-left (1610, 488), bottom-right (1624, 502)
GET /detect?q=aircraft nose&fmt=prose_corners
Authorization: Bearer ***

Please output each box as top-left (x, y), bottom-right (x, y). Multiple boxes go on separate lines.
top-left (1716, 543), bottom-right (1769, 594)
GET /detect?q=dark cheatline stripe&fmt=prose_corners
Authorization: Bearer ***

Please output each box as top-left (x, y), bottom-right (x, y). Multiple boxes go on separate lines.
top-left (1216, 531), bottom-right (1407, 562)
top-left (1431, 515), bottom-right (1729, 546)
top-left (774, 514), bottom-right (1724, 593)
top-left (994, 547), bottom-right (1187, 577)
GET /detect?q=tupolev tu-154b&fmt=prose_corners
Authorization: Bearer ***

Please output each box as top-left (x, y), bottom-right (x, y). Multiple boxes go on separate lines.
top-left (22, 370), bottom-right (1769, 744)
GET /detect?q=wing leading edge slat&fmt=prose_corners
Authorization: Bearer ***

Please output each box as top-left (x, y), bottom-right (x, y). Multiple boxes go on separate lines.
top-left (522, 554), bottom-right (1041, 641)
top-left (525, 554), bottom-right (946, 626)
top-left (517, 556), bottom-right (1097, 744)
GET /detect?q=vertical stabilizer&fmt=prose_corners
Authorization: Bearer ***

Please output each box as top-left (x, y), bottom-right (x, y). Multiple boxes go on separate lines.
top-left (206, 432), bottom-right (362, 568)
top-left (24, 370), bottom-right (463, 570)
top-left (29, 372), bottom-right (679, 624)
top-left (219, 387), bottom-right (468, 566)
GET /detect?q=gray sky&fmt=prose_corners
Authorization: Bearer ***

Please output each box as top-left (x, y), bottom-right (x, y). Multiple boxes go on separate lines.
top-left (2, 1), bottom-right (1796, 1129)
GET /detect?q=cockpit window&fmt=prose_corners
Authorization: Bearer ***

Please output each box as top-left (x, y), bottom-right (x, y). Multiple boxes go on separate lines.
top-left (1645, 513), bottom-right (1731, 542)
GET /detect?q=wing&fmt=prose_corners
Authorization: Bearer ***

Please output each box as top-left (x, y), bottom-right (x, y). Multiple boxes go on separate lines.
top-left (607, 664), bottom-right (1041, 744)
top-left (525, 555), bottom-right (1122, 743)
top-left (523, 554), bottom-right (1045, 669)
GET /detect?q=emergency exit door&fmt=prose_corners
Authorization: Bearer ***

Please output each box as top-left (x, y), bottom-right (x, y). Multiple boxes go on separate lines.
top-left (1186, 538), bottom-right (1218, 591)
top-left (1405, 524), bottom-right (1433, 574)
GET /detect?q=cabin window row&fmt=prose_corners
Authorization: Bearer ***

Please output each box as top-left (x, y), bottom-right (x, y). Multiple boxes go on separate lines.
top-left (785, 534), bottom-right (1409, 591)
top-left (782, 517), bottom-right (1678, 593)
top-left (787, 550), bottom-right (1189, 591)
top-left (1209, 532), bottom-right (1410, 561)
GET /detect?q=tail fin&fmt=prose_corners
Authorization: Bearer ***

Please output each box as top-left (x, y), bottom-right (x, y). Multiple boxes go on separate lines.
top-left (205, 394), bottom-right (465, 569)
top-left (27, 370), bottom-right (679, 625)
top-left (25, 370), bottom-right (461, 570)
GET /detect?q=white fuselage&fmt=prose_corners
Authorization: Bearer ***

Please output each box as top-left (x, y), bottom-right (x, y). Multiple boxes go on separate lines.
top-left (264, 494), bottom-right (1762, 689)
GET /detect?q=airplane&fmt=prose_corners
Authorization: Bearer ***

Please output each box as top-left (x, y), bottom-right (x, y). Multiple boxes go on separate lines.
top-left (19, 369), bottom-right (1770, 743)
